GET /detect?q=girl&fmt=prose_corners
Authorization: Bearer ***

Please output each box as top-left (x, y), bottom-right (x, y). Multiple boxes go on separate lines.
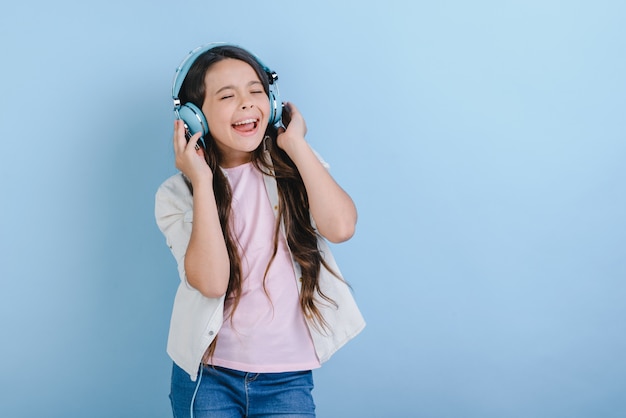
top-left (155, 44), bottom-right (365, 418)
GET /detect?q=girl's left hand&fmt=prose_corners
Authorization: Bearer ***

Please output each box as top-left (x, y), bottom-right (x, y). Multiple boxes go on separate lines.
top-left (276, 102), bottom-right (307, 151)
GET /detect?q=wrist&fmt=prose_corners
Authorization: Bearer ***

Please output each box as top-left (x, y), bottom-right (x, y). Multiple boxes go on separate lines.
top-left (279, 134), bottom-right (308, 158)
top-left (187, 171), bottom-right (213, 189)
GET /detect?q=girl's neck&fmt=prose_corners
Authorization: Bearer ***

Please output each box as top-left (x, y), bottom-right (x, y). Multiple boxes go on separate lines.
top-left (219, 152), bottom-right (253, 169)
top-left (221, 160), bottom-right (253, 171)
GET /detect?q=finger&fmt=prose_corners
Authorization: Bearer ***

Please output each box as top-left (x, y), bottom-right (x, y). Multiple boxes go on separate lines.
top-left (284, 101), bottom-right (299, 115)
top-left (187, 132), bottom-right (203, 152)
top-left (173, 120), bottom-right (187, 153)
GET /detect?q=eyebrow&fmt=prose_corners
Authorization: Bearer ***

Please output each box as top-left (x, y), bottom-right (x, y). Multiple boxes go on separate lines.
top-left (215, 80), bottom-right (263, 95)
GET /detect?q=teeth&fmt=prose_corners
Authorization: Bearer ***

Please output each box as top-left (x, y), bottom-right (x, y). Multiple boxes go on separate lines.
top-left (233, 119), bottom-right (257, 126)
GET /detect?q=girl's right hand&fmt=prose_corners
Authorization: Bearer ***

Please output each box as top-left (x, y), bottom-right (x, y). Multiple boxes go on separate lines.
top-left (173, 120), bottom-right (213, 185)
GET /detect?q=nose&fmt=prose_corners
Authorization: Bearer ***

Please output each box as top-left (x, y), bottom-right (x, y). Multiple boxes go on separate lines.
top-left (240, 94), bottom-right (253, 109)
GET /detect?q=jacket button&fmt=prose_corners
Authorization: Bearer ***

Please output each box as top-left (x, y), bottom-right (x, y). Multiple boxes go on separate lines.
top-left (208, 331), bottom-right (214, 336)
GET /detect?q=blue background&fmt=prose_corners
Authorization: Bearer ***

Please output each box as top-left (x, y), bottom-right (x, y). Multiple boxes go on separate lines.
top-left (1, 1), bottom-right (625, 417)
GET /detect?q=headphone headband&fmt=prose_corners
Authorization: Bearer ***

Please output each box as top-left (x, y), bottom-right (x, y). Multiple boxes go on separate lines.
top-left (171, 43), bottom-right (282, 138)
top-left (172, 43), bottom-right (278, 106)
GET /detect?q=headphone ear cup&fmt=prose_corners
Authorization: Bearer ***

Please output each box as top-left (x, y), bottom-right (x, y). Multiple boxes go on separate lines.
top-left (269, 90), bottom-right (282, 125)
top-left (178, 103), bottom-right (209, 137)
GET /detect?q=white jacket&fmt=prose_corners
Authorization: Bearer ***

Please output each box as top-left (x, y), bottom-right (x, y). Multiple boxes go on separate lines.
top-left (155, 159), bottom-right (366, 381)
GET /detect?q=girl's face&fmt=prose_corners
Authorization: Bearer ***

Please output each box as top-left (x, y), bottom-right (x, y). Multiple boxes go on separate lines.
top-left (201, 58), bottom-right (271, 167)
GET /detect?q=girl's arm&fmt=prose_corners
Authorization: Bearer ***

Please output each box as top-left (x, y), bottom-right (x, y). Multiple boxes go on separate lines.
top-left (173, 120), bottom-right (230, 298)
top-left (277, 103), bottom-right (358, 243)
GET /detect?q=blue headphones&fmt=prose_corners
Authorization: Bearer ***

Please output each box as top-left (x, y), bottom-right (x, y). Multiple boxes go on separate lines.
top-left (172, 43), bottom-right (282, 139)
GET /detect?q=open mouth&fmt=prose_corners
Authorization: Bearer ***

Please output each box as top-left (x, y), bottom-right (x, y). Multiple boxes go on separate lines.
top-left (232, 118), bottom-right (259, 133)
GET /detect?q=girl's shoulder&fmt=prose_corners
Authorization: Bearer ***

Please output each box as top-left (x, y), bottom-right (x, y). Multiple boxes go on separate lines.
top-left (155, 172), bottom-right (192, 209)
top-left (157, 172), bottom-right (188, 194)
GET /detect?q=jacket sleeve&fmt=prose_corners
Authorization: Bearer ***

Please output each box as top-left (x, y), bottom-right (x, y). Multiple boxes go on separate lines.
top-left (156, 173), bottom-right (226, 382)
top-left (155, 173), bottom-right (195, 287)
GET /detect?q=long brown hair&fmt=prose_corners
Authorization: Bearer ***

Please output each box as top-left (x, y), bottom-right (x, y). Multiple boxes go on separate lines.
top-left (178, 45), bottom-right (337, 355)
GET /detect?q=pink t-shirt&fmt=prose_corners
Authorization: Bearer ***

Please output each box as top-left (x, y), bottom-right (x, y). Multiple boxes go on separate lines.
top-left (209, 162), bottom-right (321, 373)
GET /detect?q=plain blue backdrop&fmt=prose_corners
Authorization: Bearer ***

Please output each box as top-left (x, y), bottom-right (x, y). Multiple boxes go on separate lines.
top-left (1, 1), bottom-right (625, 417)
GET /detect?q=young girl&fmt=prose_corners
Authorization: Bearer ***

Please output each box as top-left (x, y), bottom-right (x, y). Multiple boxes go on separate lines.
top-left (155, 43), bottom-right (365, 418)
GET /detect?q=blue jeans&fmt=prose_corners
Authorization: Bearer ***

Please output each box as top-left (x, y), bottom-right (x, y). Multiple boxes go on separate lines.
top-left (170, 363), bottom-right (316, 418)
